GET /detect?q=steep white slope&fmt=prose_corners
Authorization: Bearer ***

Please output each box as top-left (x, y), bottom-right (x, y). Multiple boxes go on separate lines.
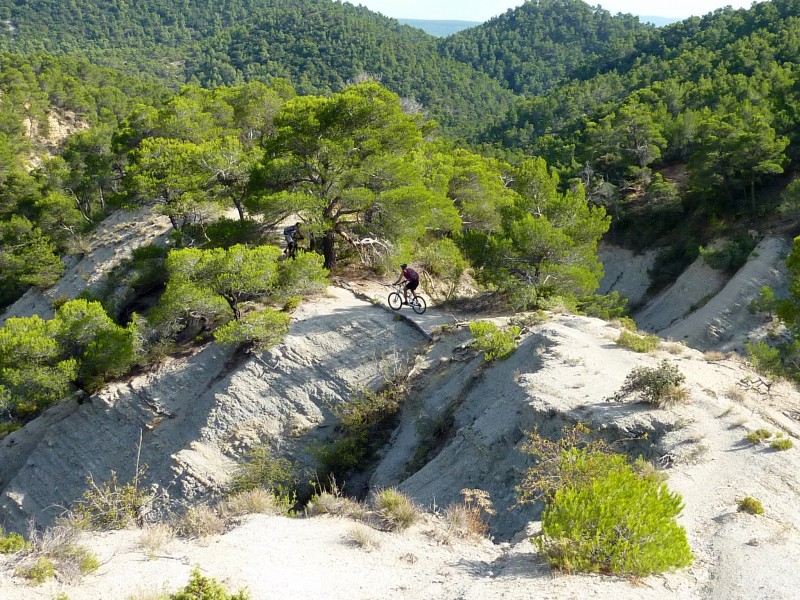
top-left (0, 287), bottom-right (427, 532)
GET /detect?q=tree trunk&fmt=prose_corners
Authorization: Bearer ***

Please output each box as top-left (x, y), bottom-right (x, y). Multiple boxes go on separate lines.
top-left (323, 230), bottom-right (337, 270)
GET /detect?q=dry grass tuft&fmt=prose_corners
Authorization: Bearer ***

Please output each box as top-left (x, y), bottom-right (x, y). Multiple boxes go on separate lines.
top-left (345, 524), bottom-right (381, 551)
top-left (176, 505), bottom-right (226, 539)
top-left (371, 488), bottom-right (420, 531)
top-left (219, 488), bottom-right (279, 518)
top-left (306, 484), bottom-right (367, 520)
top-left (138, 523), bottom-right (174, 559)
top-left (442, 488), bottom-right (495, 541)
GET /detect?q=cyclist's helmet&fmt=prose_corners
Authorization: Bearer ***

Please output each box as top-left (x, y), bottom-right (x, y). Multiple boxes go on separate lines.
top-left (400, 263), bottom-right (407, 268)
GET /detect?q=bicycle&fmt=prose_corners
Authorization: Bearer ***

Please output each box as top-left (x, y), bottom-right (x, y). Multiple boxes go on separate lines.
top-left (387, 283), bottom-right (427, 314)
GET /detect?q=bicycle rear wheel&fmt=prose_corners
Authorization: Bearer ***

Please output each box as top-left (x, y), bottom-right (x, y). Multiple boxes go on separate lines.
top-left (411, 295), bottom-right (427, 314)
top-left (388, 292), bottom-right (403, 310)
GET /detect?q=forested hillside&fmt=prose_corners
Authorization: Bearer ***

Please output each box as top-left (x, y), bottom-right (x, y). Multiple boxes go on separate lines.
top-left (481, 0), bottom-right (800, 290)
top-left (0, 0), bottom-right (515, 136)
top-left (439, 0), bottom-right (654, 95)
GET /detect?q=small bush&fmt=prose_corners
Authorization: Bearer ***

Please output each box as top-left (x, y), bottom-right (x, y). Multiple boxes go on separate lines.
top-left (610, 360), bottom-right (687, 407)
top-left (371, 488), bottom-right (419, 531)
top-left (0, 527), bottom-right (29, 554)
top-left (314, 386), bottom-right (404, 479)
top-left (219, 489), bottom-right (279, 518)
top-left (56, 544), bottom-right (100, 576)
top-left (138, 523), bottom-right (174, 559)
top-left (745, 428), bottom-right (773, 444)
top-left (611, 316), bottom-right (638, 331)
top-left (282, 296), bottom-right (302, 312)
top-left (177, 505), bottom-right (226, 539)
top-left (744, 341), bottom-right (782, 378)
top-left (228, 445), bottom-right (298, 508)
top-left (70, 470), bottom-right (153, 530)
top-left (577, 291), bottom-right (629, 321)
top-left (700, 236), bottom-right (757, 274)
top-left (469, 321), bottom-right (521, 361)
top-left (616, 329), bottom-right (660, 353)
top-left (305, 484), bottom-right (367, 520)
top-left (517, 424), bottom-right (613, 505)
top-left (770, 437), bottom-right (793, 451)
top-left (738, 497), bottom-right (764, 515)
top-left (18, 556), bottom-right (56, 584)
top-left (443, 488), bottom-right (495, 541)
top-left (169, 567), bottom-right (249, 600)
top-left (749, 286), bottom-right (777, 317)
top-left (213, 309), bottom-right (291, 349)
top-left (346, 524), bottom-right (380, 551)
top-left (28, 524), bottom-right (101, 583)
top-left (535, 452), bottom-right (693, 576)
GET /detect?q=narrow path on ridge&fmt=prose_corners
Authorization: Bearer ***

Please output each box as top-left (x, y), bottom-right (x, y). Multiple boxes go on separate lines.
top-left (334, 278), bottom-right (459, 339)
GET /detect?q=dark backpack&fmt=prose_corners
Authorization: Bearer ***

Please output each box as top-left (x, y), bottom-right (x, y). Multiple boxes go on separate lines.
top-left (404, 267), bottom-right (419, 281)
top-left (283, 225), bottom-right (296, 236)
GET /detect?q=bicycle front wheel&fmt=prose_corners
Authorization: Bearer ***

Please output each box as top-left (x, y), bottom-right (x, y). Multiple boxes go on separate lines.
top-left (411, 296), bottom-right (427, 314)
top-left (388, 292), bottom-right (403, 310)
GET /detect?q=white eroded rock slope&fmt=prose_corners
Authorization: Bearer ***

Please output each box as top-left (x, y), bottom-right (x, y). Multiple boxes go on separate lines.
top-left (2, 310), bottom-right (800, 600)
top-left (0, 287), bottom-right (428, 532)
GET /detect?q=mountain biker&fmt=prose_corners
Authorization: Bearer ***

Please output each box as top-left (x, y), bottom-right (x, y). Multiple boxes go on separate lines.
top-left (392, 263), bottom-right (419, 305)
top-left (283, 222), bottom-right (303, 257)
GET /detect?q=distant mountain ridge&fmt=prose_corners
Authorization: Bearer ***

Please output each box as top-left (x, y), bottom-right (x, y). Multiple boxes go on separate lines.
top-left (397, 18), bottom-right (481, 37)
top-left (639, 15), bottom-right (682, 26)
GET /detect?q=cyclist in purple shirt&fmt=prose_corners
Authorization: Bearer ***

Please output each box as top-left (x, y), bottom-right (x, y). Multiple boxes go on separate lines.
top-left (392, 263), bottom-right (419, 305)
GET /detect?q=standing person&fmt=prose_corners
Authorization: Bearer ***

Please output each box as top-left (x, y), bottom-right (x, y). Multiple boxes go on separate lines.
top-left (283, 222), bottom-right (302, 257)
top-left (392, 263), bottom-right (419, 304)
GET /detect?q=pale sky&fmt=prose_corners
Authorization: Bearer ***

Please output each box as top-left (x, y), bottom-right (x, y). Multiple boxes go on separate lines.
top-left (352, 0), bottom-right (758, 21)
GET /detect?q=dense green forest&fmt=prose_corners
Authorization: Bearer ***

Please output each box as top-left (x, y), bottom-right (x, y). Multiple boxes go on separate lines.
top-left (4, 0), bottom-right (800, 421)
top-left (0, 0), bottom-right (515, 136)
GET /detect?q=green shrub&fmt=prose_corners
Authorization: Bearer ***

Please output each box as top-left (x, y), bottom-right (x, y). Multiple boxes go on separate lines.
top-left (738, 497), bottom-right (764, 515)
top-left (55, 544), bottom-right (100, 575)
top-left (535, 452), bottom-right (693, 576)
top-left (170, 567), bottom-right (249, 600)
top-left (770, 437), bottom-right (793, 451)
top-left (610, 360), bottom-right (687, 407)
top-left (0, 527), bottom-right (29, 554)
top-left (744, 341), bottom-right (783, 378)
top-left (616, 329), bottom-right (660, 353)
top-left (18, 556), bottom-right (56, 583)
top-left (314, 386), bottom-right (403, 479)
top-left (749, 286), bottom-right (778, 317)
top-left (371, 488), bottom-right (419, 531)
top-left (577, 291), bottom-right (629, 321)
top-left (745, 428), bottom-right (773, 444)
top-left (70, 470), bottom-right (153, 530)
top-left (275, 251), bottom-right (329, 298)
top-left (228, 445), bottom-right (298, 508)
top-left (0, 315), bottom-right (78, 420)
top-left (213, 309), bottom-right (290, 349)
top-left (613, 317), bottom-right (638, 331)
top-left (699, 235), bottom-right (757, 274)
top-left (416, 238), bottom-right (467, 302)
top-left (55, 299), bottom-right (138, 390)
top-left (469, 321), bottom-right (521, 361)
top-left (517, 424), bottom-right (614, 505)
top-left (282, 296), bottom-right (302, 312)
